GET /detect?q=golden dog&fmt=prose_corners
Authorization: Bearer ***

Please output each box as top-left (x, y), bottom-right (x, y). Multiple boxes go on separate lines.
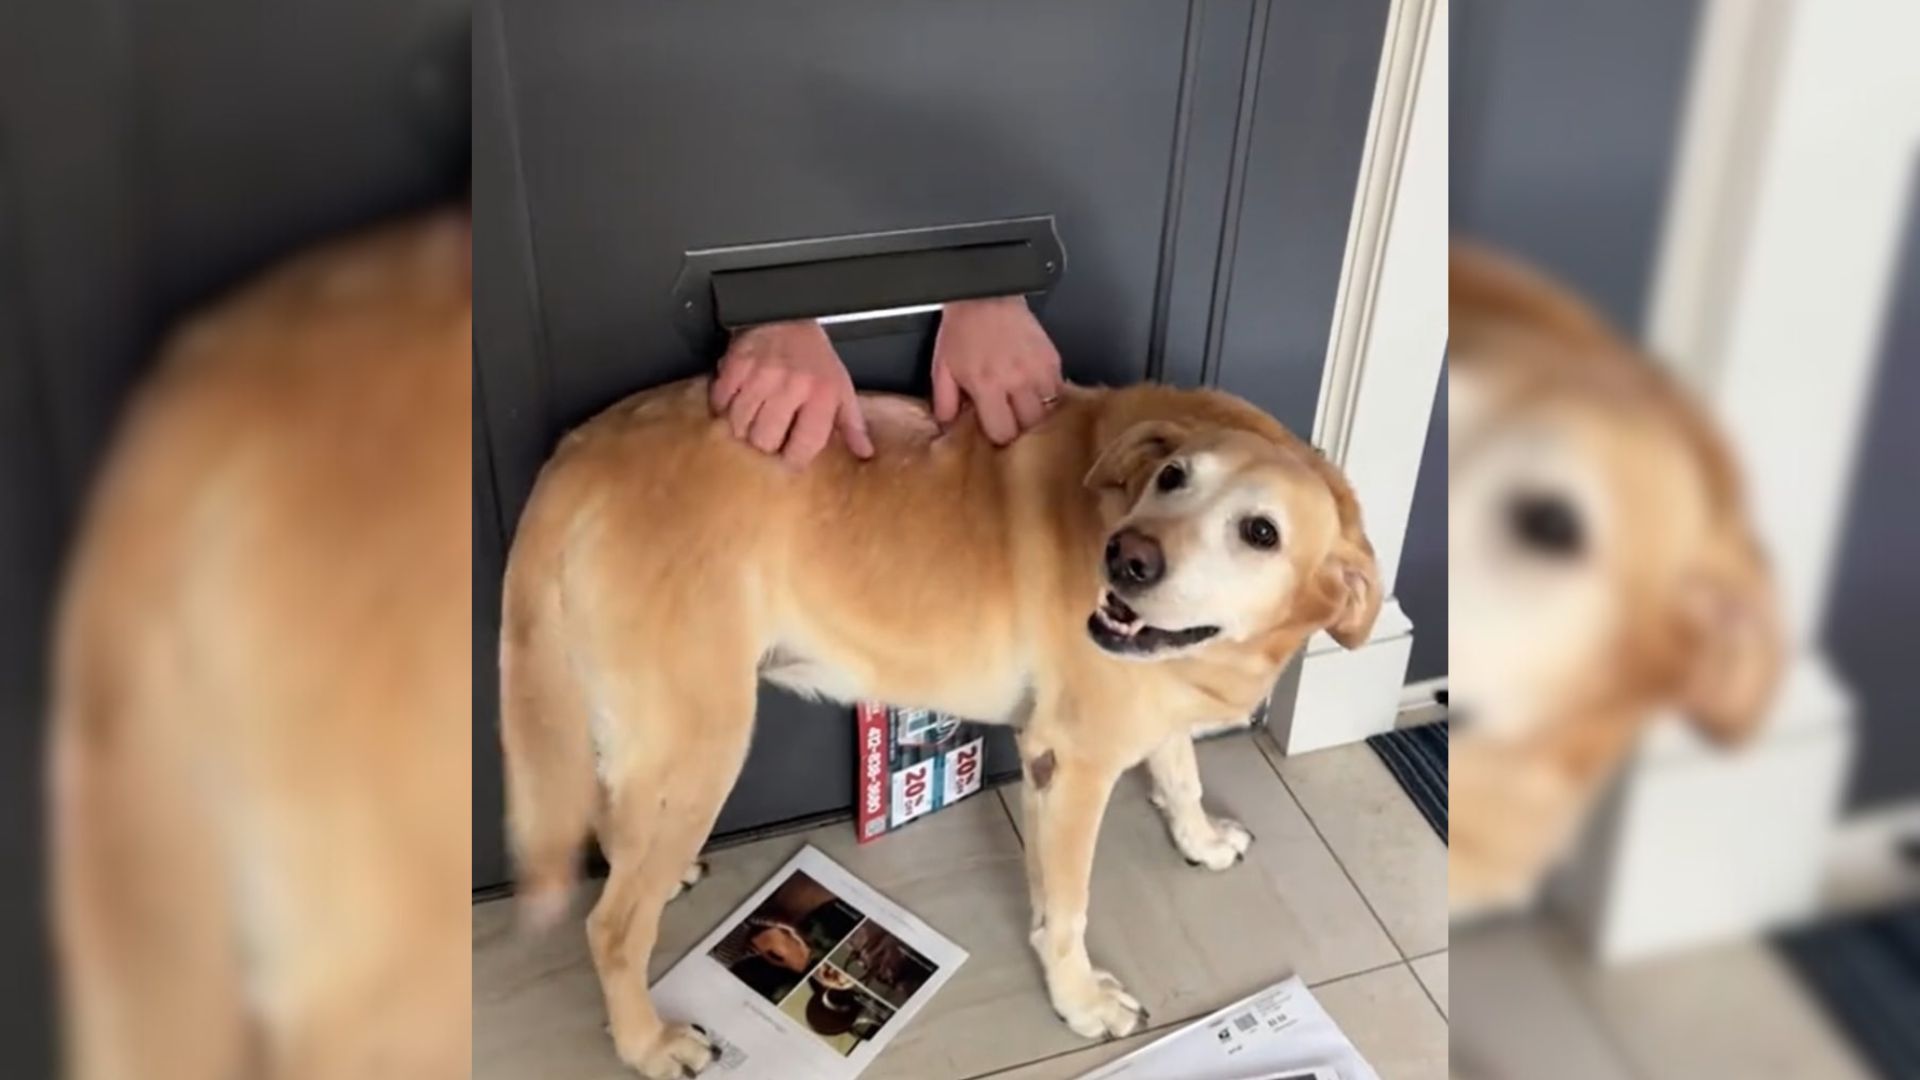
top-left (49, 211), bottom-right (471, 1079)
top-left (1447, 241), bottom-right (1783, 916)
top-left (501, 377), bottom-right (1380, 1077)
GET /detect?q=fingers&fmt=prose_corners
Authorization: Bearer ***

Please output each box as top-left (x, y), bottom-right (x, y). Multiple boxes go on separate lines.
top-left (973, 388), bottom-right (1019, 445)
top-left (1036, 352), bottom-right (1066, 402)
top-left (747, 377), bottom-right (809, 454)
top-left (931, 297), bottom-right (1067, 443)
top-left (932, 358), bottom-right (960, 424)
top-left (837, 389), bottom-right (875, 459)
top-left (780, 394), bottom-right (837, 468)
top-left (1009, 385), bottom-right (1048, 431)
top-left (727, 366), bottom-right (784, 441)
top-left (711, 351), bottom-right (750, 414)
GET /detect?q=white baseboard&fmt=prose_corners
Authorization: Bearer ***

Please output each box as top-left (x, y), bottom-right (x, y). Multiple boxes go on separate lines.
top-left (1821, 800), bottom-right (1920, 915)
top-left (1268, 598), bottom-right (1414, 755)
top-left (1400, 675), bottom-right (1447, 710)
top-left (1549, 651), bottom-right (1856, 963)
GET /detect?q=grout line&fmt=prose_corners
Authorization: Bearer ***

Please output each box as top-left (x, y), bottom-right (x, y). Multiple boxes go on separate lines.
top-left (1251, 732), bottom-right (1411, 963)
top-left (1407, 946), bottom-right (1447, 962)
top-left (1413, 980), bottom-right (1446, 1022)
top-left (1304, 956), bottom-right (1413, 991)
top-left (1406, 956), bottom-right (1447, 1022)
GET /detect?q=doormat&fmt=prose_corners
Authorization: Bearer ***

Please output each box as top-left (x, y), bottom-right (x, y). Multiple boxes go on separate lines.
top-left (1364, 721), bottom-right (1447, 844)
top-left (1776, 902), bottom-right (1920, 1078)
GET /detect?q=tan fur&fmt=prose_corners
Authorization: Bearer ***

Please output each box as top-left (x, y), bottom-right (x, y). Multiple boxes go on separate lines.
top-left (1448, 241), bottom-right (1782, 914)
top-left (501, 379), bottom-right (1377, 1074)
top-left (49, 211), bottom-right (472, 1078)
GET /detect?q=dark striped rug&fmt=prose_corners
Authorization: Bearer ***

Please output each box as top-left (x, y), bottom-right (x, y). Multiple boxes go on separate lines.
top-left (1365, 721), bottom-right (1447, 844)
top-left (1776, 902), bottom-right (1920, 1079)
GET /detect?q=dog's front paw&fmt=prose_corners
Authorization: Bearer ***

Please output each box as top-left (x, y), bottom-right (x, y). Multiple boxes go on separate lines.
top-left (617, 1021), bottom-right (715, 1079)
top-left (1177, 816), bottom-right (1254, 871)
top-left (1053, 969), bottom-right (1149, 1040)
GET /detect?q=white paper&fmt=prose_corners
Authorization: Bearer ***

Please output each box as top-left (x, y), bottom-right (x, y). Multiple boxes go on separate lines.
top-left (1076, 976), bottom-right (1377, 1080)
top-left (650, 846), bottom-right (968, 1080)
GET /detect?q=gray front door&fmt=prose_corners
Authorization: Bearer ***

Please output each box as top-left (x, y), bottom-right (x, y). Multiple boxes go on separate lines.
top-left (473, 0), bottom-right (1389, 887)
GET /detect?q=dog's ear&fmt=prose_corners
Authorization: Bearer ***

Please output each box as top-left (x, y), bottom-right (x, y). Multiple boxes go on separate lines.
top-left (1307, 454), bottom-right (1381, 649)
top-left (1668, 531), bottom-right (1782, 746)
top-left (1084, 420), bottom-right (1189, 502)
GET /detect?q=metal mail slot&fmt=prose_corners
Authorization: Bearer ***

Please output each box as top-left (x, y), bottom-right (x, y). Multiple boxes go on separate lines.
top-left (672, 215), bottom-right (1065, 347)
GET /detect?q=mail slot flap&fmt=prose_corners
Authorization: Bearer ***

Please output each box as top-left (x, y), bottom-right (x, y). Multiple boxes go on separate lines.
top-left (672, 216), bottom-right (1065, 347)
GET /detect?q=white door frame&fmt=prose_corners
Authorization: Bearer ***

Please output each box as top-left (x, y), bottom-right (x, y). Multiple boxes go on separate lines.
top-left (1271, 0), bottom-right (1447, 755)
top-left (1552, 0), bottom-right (1920, 960)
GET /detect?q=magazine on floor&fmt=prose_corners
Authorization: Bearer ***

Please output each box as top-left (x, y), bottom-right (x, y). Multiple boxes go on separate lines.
top-left (650, 846), bottom-right (968, 1080)
top-left (1075, 975), bottom-right (1377, 1080)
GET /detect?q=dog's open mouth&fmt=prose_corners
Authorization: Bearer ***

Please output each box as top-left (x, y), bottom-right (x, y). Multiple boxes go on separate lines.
top-left (1086, 591), bottom-right (1219, 656)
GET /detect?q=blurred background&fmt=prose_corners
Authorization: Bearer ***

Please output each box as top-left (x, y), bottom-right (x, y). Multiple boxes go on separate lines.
top-left (1448, 1), bottom-right (1918, 1078)
top-left (0, 2), bottom-right (468, 1073)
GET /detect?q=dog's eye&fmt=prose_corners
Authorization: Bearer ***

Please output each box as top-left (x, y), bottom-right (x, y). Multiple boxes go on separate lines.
top-left (1239, 516), bottom-right (1280, 550)
top-left (1155, 462), bottom-right (1187, 493)
top-left (1506, 491), bottom-right (1583, 556)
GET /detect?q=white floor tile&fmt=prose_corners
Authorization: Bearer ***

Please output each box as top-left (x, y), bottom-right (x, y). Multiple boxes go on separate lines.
top-left (1569, 936), bottom-right (1874, 1080)
top-left (1315, 964), bottom-right (1451, 1080)
top-left (1259, 732), bottom-right (1448, 958)
top-left (1002, 733), bottom-right (1403, 1026)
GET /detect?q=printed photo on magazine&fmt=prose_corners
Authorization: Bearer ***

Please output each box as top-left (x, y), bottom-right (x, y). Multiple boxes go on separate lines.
top-left (650, 846), bottom-right (967, 1080)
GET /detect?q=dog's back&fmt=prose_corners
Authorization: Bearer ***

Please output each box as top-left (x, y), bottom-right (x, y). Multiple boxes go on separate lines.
top-left (49, 211), bottom-right (472, 1079)
top-left (497, 375), bottom-right (1327, 915)
top-left (497, 378), bottom-right (1044, 922)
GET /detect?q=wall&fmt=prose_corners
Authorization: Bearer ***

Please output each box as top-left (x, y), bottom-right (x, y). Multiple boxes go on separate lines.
top-left (1824, 172), bottom-right (1920, 812)
top-left (0, 3), bottom-right (470, 1070)
top-left (1416, 0), bottom-right (1706, 687)
top-left (1444, 0), bottom-right (1920, 811)
top-left (1397, 360), bottom-right (1447, 683)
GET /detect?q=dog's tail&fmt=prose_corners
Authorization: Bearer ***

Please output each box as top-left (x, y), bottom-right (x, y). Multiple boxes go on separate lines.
top-left (499, 505), bottom-right (598, 932)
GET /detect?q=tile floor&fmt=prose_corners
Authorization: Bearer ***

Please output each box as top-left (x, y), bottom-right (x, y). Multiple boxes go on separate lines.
top-left (473, 729), bottom-right (1451, 1079)
top-left (1451, 916), bottom-right (1876, 1080)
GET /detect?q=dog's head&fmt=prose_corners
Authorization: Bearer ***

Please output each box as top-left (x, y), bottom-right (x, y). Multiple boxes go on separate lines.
top-left (1448, 242), bottom-right (1782, 750)
top-left (1081, 396), bottom-right (1379, 661)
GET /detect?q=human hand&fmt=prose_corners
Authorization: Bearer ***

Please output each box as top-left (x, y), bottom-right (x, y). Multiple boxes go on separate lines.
top-left (711, 320), bottom-right (875, 466)
top-left (931, 296), bottom-right (1064, 444)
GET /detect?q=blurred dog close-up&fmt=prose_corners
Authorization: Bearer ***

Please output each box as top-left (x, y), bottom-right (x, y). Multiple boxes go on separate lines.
top-left (500, 379), bottom-right (1381, 1078)
top-left (49, 210), bottom-right (472, 1079)
top-left (1446, 241), bottom-right (1785, 917)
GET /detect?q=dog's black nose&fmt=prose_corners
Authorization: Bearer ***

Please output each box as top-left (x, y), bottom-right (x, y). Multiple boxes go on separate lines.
top-left (1105, 528), bottom-right (1165, 588)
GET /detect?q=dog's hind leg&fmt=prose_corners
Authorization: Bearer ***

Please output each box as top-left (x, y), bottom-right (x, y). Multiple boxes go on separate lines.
top-left (51, 709), bottom-right (252, 1080)
top-left (587, 666), bottom-right (756, 1080)
top-left (500, 563), bottom-right (601, 931)
top-left (1145, 735), bottom-right (1253, 871)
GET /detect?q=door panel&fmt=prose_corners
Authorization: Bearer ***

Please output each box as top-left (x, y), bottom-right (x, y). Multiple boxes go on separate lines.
top-left (482, 0), bottom-right (1197, 526)
top-left (1212, 0), bottom-right (1392, 435)
top-left (2, 0), bottom-right (473, 1057)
